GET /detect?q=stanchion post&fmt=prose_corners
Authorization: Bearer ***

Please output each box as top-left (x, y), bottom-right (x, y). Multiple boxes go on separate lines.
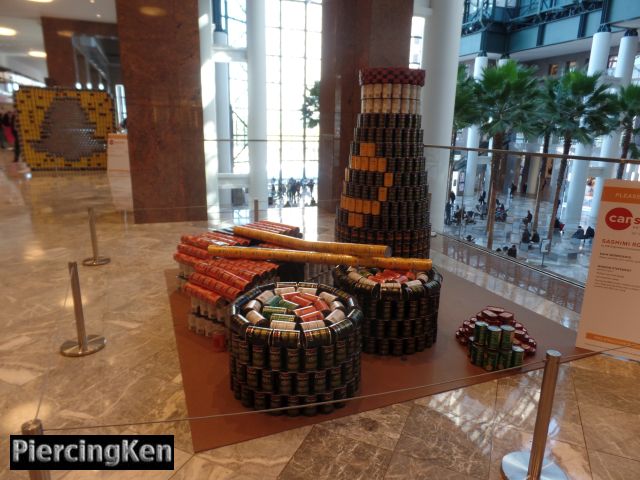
top-left (501, 350), bottom-right (568, 480)
top-left (82, 207), bottom-right (110, 266)
top-left (253, 199), bottom-right (260, 222)
top-left (60, 262), bottom-right (106, 357)
top-left (21, 419), bottom-right (51, 480)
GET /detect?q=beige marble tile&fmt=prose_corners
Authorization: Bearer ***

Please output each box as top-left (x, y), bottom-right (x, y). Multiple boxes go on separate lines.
top-left (580, 403), bottom-right (640, 461)
top-left (570, 354), bottom-right (640, 381)
top-left (279, 426), bottom-right (393, 480)
top-left (199, 426), bottom-right (311, 479)
top-left (170, 455), bottom-right (238, 480)
top-left (414, 380), bottom-right (498, 422)
top-left (589, 451), bottom-right (640, 480)
top-left (384, 451), bottom-right (477, 479)
top-left (316, 402), bottom-right (411, 451)
top-left (572, 367), bottom-right (640, 415)
top-left (395, 405), bottom-right (493, 478)
top-left (489, 424), bottom-right (592, 480)
top-left (494, 382), bottom-right (585, 447)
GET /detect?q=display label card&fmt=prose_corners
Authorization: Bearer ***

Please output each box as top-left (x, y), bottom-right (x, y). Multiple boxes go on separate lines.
top-left (577, 179), bottom-right (640, 359)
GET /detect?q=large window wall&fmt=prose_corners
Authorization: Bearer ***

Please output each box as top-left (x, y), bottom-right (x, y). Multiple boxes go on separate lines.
top-left (222, 0), bottom-right (322, 185)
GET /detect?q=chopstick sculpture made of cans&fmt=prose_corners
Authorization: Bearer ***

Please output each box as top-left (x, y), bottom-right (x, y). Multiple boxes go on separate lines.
top-left (207, 245), bottom-right (432, 272)
top-left (233, 225), bottom-right (391, 258)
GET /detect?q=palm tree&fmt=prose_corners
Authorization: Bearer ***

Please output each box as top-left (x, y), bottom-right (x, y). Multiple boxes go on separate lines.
top-left (545, 71), bottom-right (617, 243)
top-left (448, 65), bottom-right (481, 201)
top-left (614, 84), bottom-right (640, 178)
top-left (474, 61), bottom-right (540, 249)
top-left (528, 78), bottom-right (559, 233)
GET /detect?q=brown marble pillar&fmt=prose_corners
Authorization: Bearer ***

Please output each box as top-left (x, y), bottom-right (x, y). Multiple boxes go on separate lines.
top-left (116, 0), bottom-right (207, 223)
top-left (318, 0), bottom-right (414, 211)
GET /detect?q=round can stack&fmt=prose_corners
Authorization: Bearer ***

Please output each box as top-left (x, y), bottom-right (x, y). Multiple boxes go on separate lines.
top-left (335, 67), bottom-right (431, 258)
top-left (333, 266), bottom-right (442, 356)
top-left (229, 282), bottom-right (362, 416)
top-left (455, 306), bottom-right (537, 371)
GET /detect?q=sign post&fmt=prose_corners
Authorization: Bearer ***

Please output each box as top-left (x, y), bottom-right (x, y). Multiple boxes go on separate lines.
top-left (577, 179), bottom-right (640, 359)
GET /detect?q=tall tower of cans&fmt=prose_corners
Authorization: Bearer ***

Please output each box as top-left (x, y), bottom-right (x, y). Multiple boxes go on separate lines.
top-left (335, 67), bottom-right (430, 258)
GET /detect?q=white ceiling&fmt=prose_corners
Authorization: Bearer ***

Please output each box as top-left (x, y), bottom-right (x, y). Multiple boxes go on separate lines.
top-left (0, 0), bottom-right (116, 80)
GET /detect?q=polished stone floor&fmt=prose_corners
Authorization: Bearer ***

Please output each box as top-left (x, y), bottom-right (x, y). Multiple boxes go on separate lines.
top-left (0, 154), bottom-right (639, 479)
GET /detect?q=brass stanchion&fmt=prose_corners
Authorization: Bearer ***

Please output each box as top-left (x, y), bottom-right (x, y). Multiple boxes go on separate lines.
top-left (21, 419), bottom-right (51, 480)
top-left (60, 262), bottom-right (106, 357)
top-left (82, 207), bottom-right (110, 266)
top-left (501, 350), bottom-right (568, 480)
top-left (253, 199), bottom-right (260, 222)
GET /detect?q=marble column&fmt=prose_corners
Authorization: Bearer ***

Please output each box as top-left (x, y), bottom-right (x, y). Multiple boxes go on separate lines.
top-left (116, 0), bottom-right (207, 223)
top-left (463, 52), bottom-right (488, 198)
top-left (421, 0), bottom-right (465, 232)
top-left (565, 26), bottom-right (611, 227)
top-left (214, 29), bottom-right (233, 208)
top-left (591, 29), bottom-right (639, 223)
top-left (246, 0), bottom-right (269, 211)
top-left (318, 0), bottom-right (414, 211)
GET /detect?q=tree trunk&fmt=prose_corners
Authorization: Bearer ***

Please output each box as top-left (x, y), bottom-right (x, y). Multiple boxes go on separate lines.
top-left (485, 132), bottom-right (504, 250)
top-left (532, 132), bottom-right (550, 232)
top-left (617, 127), bottom-right (632, 179)
top-left (547, 136), bottom-right (572, 246)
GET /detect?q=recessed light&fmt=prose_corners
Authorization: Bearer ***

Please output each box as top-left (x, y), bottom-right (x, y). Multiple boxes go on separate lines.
top-left (98, 83), bottom-right (104, 90)
top-left (86, 82), bottom-right (93, 89)
top-left (96, 13), bottom-right (101, 18)
top-left (0, 27), bottom-right (17, 36)
top-left (75, 82), bottom-right (82, 89)
top-left (28, 50), bottom-right (47, 58)
top-left (139, 6), bottom-right (167, 16)
top-left (57, 30), bottom-right (74, 38)
top-left (26, 0), bottom-right (54, 3)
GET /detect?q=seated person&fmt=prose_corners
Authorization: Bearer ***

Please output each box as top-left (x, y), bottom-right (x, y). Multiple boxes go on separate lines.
top-left (531, 231), bottom-right (540, 243)
top-left (507, 245), bottom-right (517, 258)
top-left (496, 248), bottom-right (502, 253)
top-left (554, 217), bottom-right (565, 232)
top-left (572, 226), bottom-right (585, 240)
top-left (585, 226), bottom-right (595, 239)
top-left (521, 228), bottom-right (531, 244)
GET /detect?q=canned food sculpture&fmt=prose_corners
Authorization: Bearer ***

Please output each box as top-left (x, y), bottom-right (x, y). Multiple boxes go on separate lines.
top-left (455, 306), bottom-right (537, 371)
top-left (229, 282), bottom-right (363, 415)
top-left (335, 67), bottom-right (430, 258)
top-left (333, 266), bottom-right (442, 356)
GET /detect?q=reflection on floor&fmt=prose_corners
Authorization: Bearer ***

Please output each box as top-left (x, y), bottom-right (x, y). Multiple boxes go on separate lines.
top-left (0, 155), bottom-right (638, 479)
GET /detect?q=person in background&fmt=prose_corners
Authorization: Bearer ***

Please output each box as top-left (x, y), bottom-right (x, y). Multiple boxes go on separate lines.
top-left (523, 210), bottom-right (533, 225)
top-left (479, 190), bottom-right (486, 205)
top-left (445, 201), bottom-right (452, 225)
top-left (449, 190), bottom-right (456, 205)
top-left (531, 230), bottom-right (540, 243)
top-left (510, 183), bottom-right (516, 197)
top-left (572, 226), bottom-right (585, 240)
top-left (307, 178), bottom-right (315, 198)
top-left (585, 226), bottom-right (595, 240)
top-left (521, 227), bottom-right (531, 244)
top-left (554, 217), bottom-right (565, 232)
top-left (507, 244), bottom-right (517, 258)
top-left (11, 112), bottom-right (20, 162)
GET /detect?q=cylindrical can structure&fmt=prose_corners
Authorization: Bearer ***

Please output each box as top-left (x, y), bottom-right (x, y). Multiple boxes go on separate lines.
top-left (333, 265), bottom-right (442, 356)
top-left (228, 282), bottom-right (362, 415)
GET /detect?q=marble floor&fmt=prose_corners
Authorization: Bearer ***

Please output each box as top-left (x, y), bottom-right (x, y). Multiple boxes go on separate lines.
top-left (0, 154), bottom-right (638, 479)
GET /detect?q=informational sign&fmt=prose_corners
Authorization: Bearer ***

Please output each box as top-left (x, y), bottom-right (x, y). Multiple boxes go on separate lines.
top-left (577, 179), bottom-right (640, 359)
top-left (107, 133), bottom-right (130, 172)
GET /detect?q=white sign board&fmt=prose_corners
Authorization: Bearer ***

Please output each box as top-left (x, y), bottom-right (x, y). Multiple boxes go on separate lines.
top-left (107, 133), bottom-right (130, 172)
top-left (577, 179), bottom-right (640, 359)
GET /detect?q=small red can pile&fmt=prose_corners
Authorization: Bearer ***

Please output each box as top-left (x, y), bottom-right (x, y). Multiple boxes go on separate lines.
top-left (173, 221), bottom-right (300, 338)
top-left (455, 306), bottom-right (538, 356)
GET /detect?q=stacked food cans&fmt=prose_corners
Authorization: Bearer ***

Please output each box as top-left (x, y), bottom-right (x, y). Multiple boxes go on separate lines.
top-left (229, 282), bottom-right (363, 415)
top-left (333, 266), bottom-right (442, 356)
top-left (335, 67), bottom-right (430, 258)
top-left (455, 306), bottom-right (537, 371)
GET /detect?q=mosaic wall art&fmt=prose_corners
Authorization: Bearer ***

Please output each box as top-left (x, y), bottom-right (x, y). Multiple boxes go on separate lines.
top-left (15, 87), bottom-right (116, 170)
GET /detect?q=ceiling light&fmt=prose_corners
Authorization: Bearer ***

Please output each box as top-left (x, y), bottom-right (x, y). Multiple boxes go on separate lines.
top-left (0, 27), bottom-right (17, 36)
top-left (98, 83), bottom-right (104, 90)
top-left (86, 82), bottom-right (93, 89)
top-left (139, 6), bottom-right (167, 16)
top-left (75, 82), bottom-right (82, 89)
top-left (96, 13), bottom-right (101, 18)
top-left (28, 50), bottom-right (47, 58)
top-left (26, 0), bottom-right (54, 3)
top-left (57, 30), bottom-right (74, 38)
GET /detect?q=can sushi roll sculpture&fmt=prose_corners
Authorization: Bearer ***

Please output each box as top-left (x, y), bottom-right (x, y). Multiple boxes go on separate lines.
top-left (229, 282), bottom-right (363, 415)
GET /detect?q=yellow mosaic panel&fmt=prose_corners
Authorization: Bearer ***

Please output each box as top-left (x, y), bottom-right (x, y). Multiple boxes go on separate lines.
top-left (15, 87), bottom-right (116, 170)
